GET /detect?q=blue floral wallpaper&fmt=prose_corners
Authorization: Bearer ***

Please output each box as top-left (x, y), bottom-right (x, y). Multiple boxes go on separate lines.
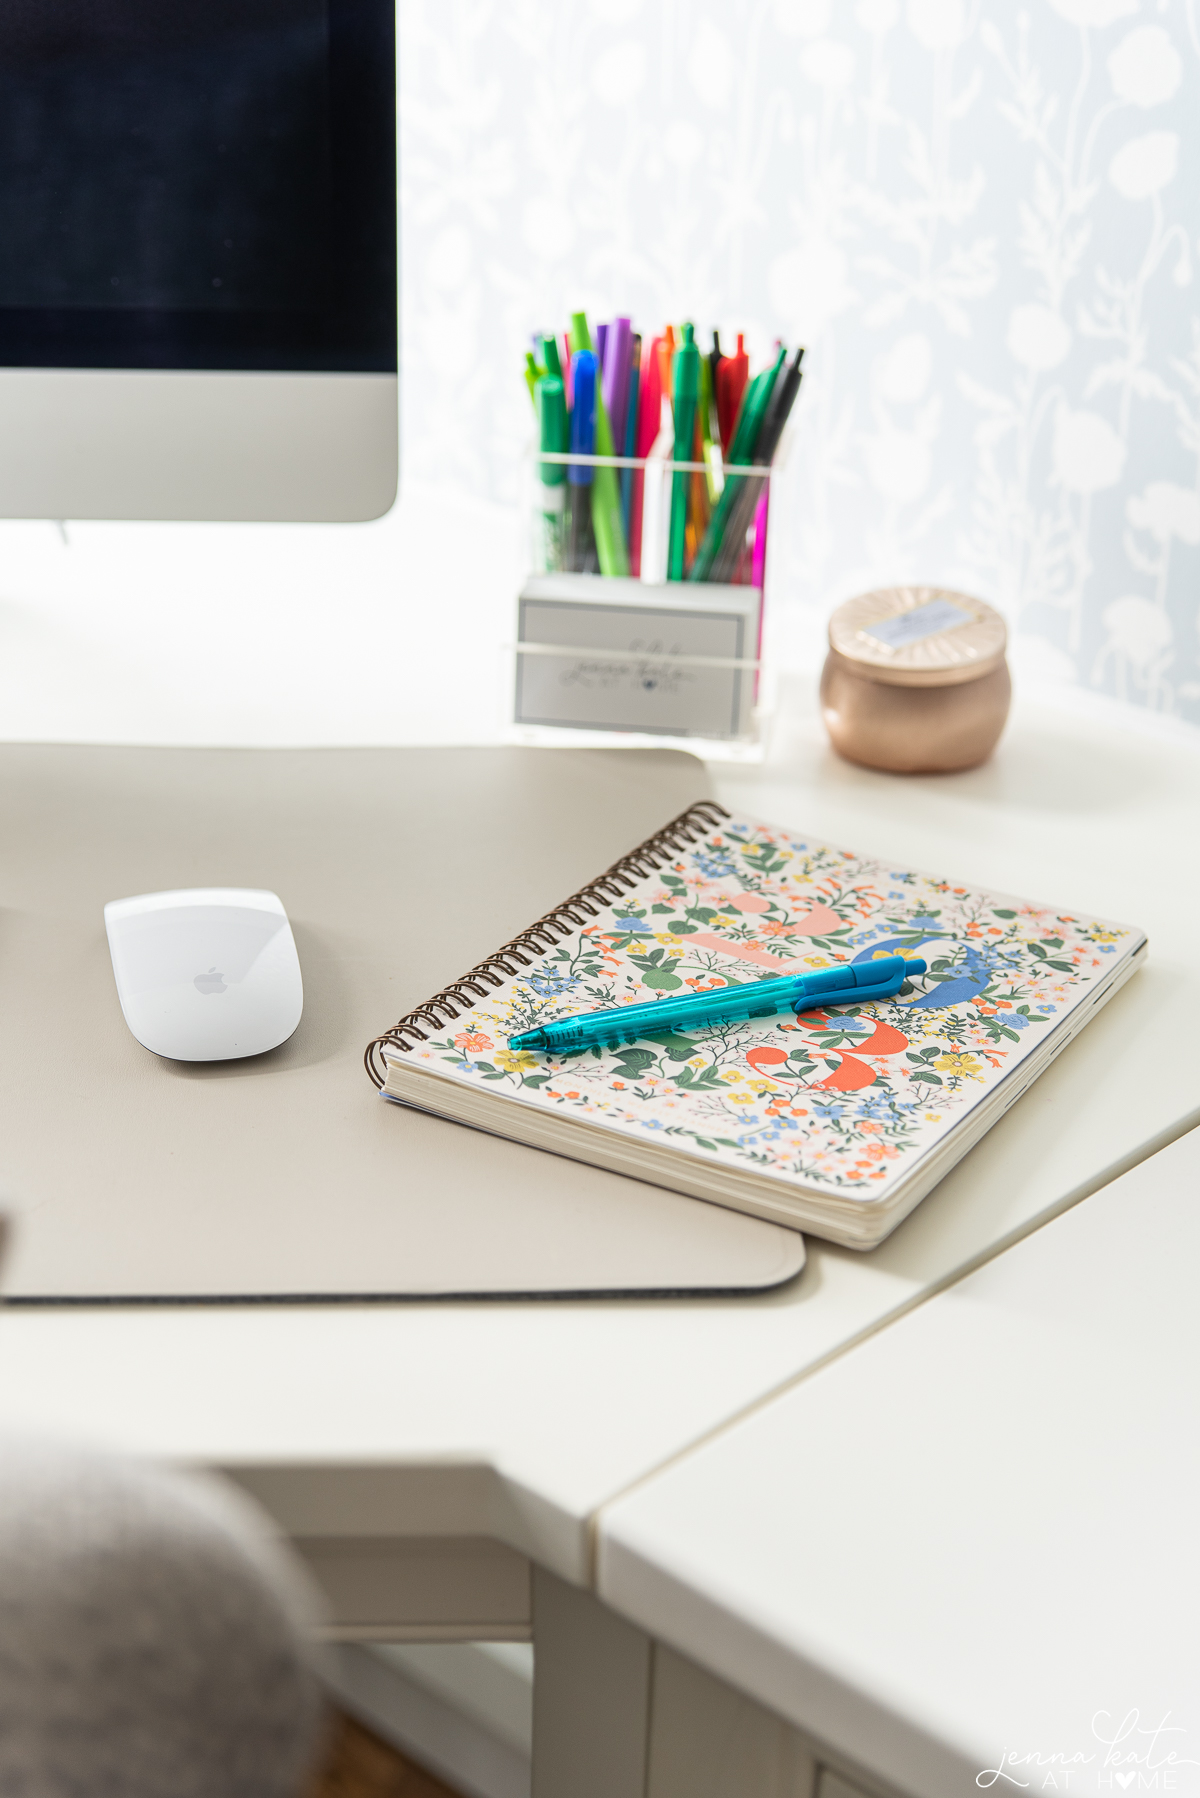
top-left (400, 0), bottom-right (1200, 719)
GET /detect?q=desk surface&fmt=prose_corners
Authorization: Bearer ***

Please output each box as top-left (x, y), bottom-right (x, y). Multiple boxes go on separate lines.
top-left (597, 1125), bottom-right (1200, 1798)
top-left (0, 742), bottom-right (803, 1300)
top-left (0, 691), bottom-right (1195, 1587)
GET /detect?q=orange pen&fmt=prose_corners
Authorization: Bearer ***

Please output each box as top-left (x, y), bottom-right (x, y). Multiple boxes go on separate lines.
top-left (657, 325), bottom-right (677, 424)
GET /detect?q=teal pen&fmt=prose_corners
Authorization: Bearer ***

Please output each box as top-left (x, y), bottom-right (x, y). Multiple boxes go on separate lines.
top-left (508, 955), bottom-right (926, 1053)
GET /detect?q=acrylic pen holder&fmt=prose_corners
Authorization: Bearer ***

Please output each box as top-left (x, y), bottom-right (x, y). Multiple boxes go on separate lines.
top-left (509, 447), bottom-right (772, 762)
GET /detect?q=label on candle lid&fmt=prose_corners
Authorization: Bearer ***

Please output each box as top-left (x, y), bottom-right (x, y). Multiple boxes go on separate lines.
top-left (862, 597), bottom-right (974, 649)
top-left (828, 586), bottom-right (1007, 688)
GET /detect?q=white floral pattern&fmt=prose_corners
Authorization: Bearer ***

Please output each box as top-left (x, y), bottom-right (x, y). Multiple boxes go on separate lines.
top-left (400, 0), bottom-right (1200, 718)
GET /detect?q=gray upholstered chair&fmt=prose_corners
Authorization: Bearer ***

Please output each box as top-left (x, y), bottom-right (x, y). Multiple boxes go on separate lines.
top-left (0, 1433), bottom-right (326, 1797)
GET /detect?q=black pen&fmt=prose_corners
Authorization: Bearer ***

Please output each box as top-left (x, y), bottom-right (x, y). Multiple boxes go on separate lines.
top-left (712, 349), bottom-right (804, 582)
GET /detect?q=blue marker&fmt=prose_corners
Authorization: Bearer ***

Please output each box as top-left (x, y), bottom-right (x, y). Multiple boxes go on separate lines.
top-left (567, 350), bottom-right (599, 574)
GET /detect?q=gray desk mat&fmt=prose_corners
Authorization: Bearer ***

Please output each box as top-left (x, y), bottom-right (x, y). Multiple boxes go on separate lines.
top-left (0, 744), bottom-right (805, 1301)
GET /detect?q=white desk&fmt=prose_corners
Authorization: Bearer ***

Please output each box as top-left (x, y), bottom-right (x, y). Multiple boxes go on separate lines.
top-left (597, 1125), bottom-right (1200, 1798)
top-left (0, 590), bottom-right (1197, 1794)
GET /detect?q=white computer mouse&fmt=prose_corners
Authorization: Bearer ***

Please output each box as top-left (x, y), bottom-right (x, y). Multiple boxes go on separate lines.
top-left (104, 888), bottom-right (304, 1062)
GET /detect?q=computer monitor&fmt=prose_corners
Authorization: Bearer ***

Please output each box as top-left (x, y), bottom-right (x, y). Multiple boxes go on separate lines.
top-left (0, 0), bottom-right (397, 522)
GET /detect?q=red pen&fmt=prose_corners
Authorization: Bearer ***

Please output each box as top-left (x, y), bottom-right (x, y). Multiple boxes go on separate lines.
top-left (716, 332), bottom-right (749, 453)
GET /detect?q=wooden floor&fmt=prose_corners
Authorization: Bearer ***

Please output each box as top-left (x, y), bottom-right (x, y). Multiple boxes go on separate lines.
top-left (310, 1709), bottom-right (465, 1798)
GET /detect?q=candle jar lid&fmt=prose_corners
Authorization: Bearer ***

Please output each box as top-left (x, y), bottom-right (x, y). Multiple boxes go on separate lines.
top-left (828, 586), bottom-right (1007, 689)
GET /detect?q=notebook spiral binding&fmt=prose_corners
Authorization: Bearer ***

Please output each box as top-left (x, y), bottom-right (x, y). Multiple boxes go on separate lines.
top-left (364, 797), bottom-right (731, 1087)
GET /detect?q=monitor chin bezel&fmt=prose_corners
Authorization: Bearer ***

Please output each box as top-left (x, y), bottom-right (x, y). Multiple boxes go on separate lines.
top-left (0, 368), bottom-right (397, 521)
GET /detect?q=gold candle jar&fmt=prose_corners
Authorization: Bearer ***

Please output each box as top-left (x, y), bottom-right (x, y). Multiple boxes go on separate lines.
top-left (820, 586), bottom-right (1010, 774)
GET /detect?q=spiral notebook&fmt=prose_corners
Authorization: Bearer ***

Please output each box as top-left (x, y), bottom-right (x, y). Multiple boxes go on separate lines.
top-left (366, 801), bottom-right (1146, 1248)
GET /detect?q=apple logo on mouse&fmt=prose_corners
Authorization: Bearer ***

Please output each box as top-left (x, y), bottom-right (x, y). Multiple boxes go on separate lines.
top-left (194, 966), bottom-right (228, 995)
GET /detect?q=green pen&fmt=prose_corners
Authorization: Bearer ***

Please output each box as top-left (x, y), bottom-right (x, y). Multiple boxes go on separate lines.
top-left (534, 374), bottom-right (566, 573)
top-left (689, 345), bottom-right (785, 582)
top-left (568, 311), bottom-right (629, 578)
top-left (668, 323), bottom-right (700, 580)
top-left (524, 350), bottom-right (544, 409)
top-left (541, 335), bottom-right (563, 380)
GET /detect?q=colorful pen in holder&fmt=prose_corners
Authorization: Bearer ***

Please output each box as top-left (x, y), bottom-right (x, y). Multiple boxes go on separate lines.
top-left (668, 324), bottom-right (699, 582)
top-left (526, 314), bottom-right (802, 588)
top-left (566, 351), bottom-right (599, 576)
top-left (569, 313), bottom-right (629, 579)
top-left (534, 375), bottom-right (566, 573)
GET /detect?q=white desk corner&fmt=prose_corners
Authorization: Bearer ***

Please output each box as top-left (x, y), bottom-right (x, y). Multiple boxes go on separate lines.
top-left (593, 1125), bottom-right (1200, 1798)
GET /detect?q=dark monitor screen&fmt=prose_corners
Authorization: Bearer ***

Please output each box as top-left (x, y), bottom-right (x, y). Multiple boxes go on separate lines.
top-left (0, 0), bottom-right (395, 371)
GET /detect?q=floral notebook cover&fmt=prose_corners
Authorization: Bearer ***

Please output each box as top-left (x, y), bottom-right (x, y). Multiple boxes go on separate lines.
top-left (372, 805), bottom-right (1144, 1244)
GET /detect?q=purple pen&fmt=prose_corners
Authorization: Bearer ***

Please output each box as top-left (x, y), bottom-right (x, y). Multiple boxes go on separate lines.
top-left (603, 316), bottom-right (633, 461)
